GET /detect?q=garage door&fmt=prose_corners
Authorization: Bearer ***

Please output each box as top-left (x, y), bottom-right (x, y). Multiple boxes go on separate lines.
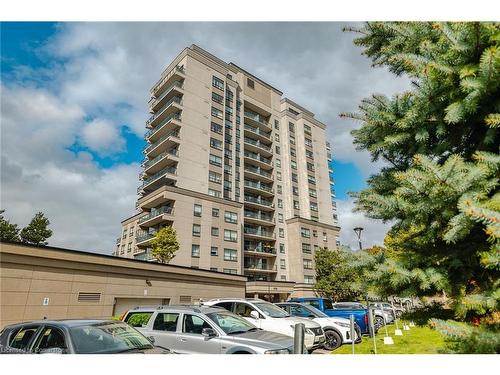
top-left (113, 298), bottom-right (170, 316)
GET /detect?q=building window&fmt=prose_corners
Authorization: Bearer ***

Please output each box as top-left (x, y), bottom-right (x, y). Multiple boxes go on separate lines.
top-left (211, 227), bottom-right (219, 236)
top-left (289, 122), bottom-right (295, 133)
top-left (193, 204), bottom-right (202, 217)
top-left (247, 78), bottom-right (254, 89)
top-left (323, 232), bottom-right (328, 242)
top-left (280, 259), bottom-right (286, 270)
top-left (306, 149), bottom-right (314, 159)
top-left (292, 186), bottom-right (299, 196)
top-left (224, 229), bottom-right (237, 242)
top-left (277, 171), bottom-right (282, 181)
top-left (301, 227), bottom-right (311, 238)
top-left (279, 228), bottom-right (284, 238)
top-left (129, 226), bottom-right (134, 236)
top-left (275, 134), bottom-right (280, 142)
top-left (291, 160), bottom-right (297, 170)
top-left (209, 171), bottom-right (222, 183)
top-left (281, 275), bottom-right (286, 280)
top-left (224, 164), bottom-right (232, 174)
top-left (313, 230), bottom-right (317, 237)
top-left (275, 159), bottom-right (281, 168)
top-left (209, 154), bottom-right (222, 167)
top-left (304, 275), bottom-right (314, 284)
top-left (223, 180), bottom-right (232, 191)
top-left (224, 248), bottom-right (238, 261)
top-left (307, 162), bottom-right (315, 172)
top-left (278, 213), bottom-right (283, 223)
top-left (208, 189), bottom-right (221, 198)
top-left (305, 138), bottom-right (313, 147)
top-left (277, 185), bottom-right (282, 194)
top-left (308, 175), bottom-right (316, 185)
top-left (223, 268), bottom-right (237, 275)
top-left (212, 208), bottom-right (219, 217)
top-left (211, 247), bottom-right (218, 256)
top-left (127, 243), bottom-right (132, 252)
top-left (274, 120), bottom-right (280, 130)
top-left (212, 76), bottom-right (224, 90)
top-left (279, 243), bottom-right (285, 254)
top-left (303, 259), bottom-right (313, 270)
top-left (211, 122), bottom-right (223, 134)
top-left (212, 92), bottom-right (224, 104)
top-left (309, 189), bottom-right (317, 198)
top-left (191, 244), bottom-right (200, 258)
top-left (275, 146), bottom-right (281, 155)
top-left (302, 243), bottom-right (312, 254)
top-left (210, 267), bottom-right (218, 272)
top-left (310, 202), bottom-right (318, 212)
top-left (210, 137), bottom-right (223, 150)
top-left (293, 200), bottom-right (300, 210)
top-left (224, 211), bottom-right (238, 224)
top-left (277, 199), bottom-right (283, 208)
top-left (292, 173), bottom-right (298, 183)
top-left (304, 124), bottom-right (312, 135)
top-left (192, 224), bottom-right (201, 237)
top-left (290, 148), bottom-right (296, 157)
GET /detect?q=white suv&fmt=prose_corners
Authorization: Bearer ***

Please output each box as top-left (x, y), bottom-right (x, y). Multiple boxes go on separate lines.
top-left (204, 298), bottom-right (325, 353)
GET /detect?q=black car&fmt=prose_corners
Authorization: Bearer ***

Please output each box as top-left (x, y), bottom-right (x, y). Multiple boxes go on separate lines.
top-left (0, 319), bottom-right (171, 354)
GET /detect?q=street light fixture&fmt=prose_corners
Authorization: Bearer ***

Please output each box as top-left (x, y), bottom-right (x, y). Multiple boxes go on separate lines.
top-left (353, 227), bottom-right (364, 250)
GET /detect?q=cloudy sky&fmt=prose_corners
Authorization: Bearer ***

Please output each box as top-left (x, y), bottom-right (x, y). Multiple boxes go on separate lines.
top-left (1, 22), bottom-right (410, 253)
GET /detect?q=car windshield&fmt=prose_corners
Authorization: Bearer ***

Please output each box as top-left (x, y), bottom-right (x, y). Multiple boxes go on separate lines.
top-left (302, 304), bottom-right (328, 318)
top-left (254, 302), bottom-right (289, 318)
top-left (69, 322), bottom-right (153, 354)
top-left (207, 312), bottom-right (257, 334)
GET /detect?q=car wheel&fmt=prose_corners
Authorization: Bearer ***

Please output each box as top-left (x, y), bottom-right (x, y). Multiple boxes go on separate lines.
top-left (323, 330), bottom-right (342, 351)
top-left (374, 316), bottom-right (385, 328)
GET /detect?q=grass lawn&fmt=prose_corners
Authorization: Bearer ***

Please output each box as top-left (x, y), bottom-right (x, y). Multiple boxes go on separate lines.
top-left (333, 321), bottom-right (447, 354)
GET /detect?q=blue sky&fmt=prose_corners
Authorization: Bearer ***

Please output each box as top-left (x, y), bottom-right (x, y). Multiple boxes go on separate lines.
top-left (1, 22), bottom-right (408, 252)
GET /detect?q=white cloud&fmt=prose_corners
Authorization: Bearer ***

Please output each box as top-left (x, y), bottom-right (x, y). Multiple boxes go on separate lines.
top-left (336, 197), bottom-right (393, 250)
top-left (80, 118), bottom-right (125, 156)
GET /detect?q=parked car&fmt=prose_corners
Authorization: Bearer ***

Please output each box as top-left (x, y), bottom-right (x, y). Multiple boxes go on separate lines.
top-left (204, 298), bottom-right (325, 353)
top-left (276, 302), bottom-right (361, 350)
top-left (122, 305), bottom-right (295, 354)
top-left (371, 302), bottom-right (404, 318)
top-left (334, 302), bottom-right (394, 327)
top-left (288, 297), bottom-right (376, 335)
top-left (0, 320), bottom-right (170, 354)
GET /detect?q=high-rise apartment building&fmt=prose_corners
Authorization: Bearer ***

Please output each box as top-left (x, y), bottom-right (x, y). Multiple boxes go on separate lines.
top-left (114, 45), bottom-right (340, 300)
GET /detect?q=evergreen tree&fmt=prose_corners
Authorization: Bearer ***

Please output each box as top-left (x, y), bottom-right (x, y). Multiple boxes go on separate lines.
top-left (151, 226), bottom-right (179, 264)
top-left (0, 209), bottom-right (20, 242)
top-left (20, 212), bottom-right (53, 245)
top-left (342, 22), bottom-right (499, 319)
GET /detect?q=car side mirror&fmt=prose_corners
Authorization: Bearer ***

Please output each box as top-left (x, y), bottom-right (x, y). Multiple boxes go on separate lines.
top-left (39, 347), bottom-right (65, 354)
top-left (250, 310), bottom-right (260, 320)
top-left (148, 336), bottom-right (155, 344)
top-left (201, 328), bottom-right (217, 340)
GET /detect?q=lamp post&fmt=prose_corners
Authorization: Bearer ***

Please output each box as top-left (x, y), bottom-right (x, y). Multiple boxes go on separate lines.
top-left (353, 227), bottom-right (364, 250)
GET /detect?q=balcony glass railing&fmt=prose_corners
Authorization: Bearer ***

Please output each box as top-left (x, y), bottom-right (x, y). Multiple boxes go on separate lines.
top-left (244, 166), bottom-right (272, 179)
top-left (244, 263), bottom-right (275, 271)
top-left (146, 96), bottom-right (182, 127)
top-left (149, 80), bottom-right (183, 107)
top-left (244, 246), bottom-right (277, 254)
top-left (244, 226), bottom-right (274, 238)
top-left (142, 166), bottom-right (177, 187)
top-left (244, 151), bottom-right (272, 165)
top-left (244, 124), bottom-right (271, 139)
top-left (135, 232), bottom-right (155, 243)
top-left (244, 137), bottom-right (271, 151)
top-left (244, 180), bottom-right (273, 193)
top-left (244, 210), bottom-right (273, 222)
top-left (244, 110), bottom-right (267, 125)
top-left (152, 65), bottom-right (184, 95)
top-left (144, 129), bottom-right (180, 154)
top-left (244, 195), bottom-right (273, 207)
top-left (145, 113), bottom-right (181, 139)
top-left (138, 206), bottom-right (174, 223)
top-left (143, 148), bottom-right (178, 169)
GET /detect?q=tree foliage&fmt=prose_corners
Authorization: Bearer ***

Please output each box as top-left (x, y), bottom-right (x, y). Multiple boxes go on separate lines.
top-left (342, 22), bottom-right (500, 319)
top-left (0, 210), bottom-right (20, 242)
top-left (19, 212), bottom-right (53, 245)
top-left (151, 226), bottom-right (179, 264)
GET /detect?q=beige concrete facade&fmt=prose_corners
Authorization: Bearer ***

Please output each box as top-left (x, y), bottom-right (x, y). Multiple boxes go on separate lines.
top-left (116, 45), bottom-right (340, 299)
top-left (0, 242), bottom-right (246, 329)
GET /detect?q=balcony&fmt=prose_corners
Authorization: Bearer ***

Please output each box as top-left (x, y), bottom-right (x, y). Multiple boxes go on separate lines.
top-left (243, 124), bottom-right (272, 142)
top-left (135, 232), bottom-right (155, 247)
top-left (138, 166), bottom-right (177, 194)
top-left (244, 226), bottom-right (275, 240)
top-left (145, 112), bottom-right (181, 142)
top-left (244, 166), bottom-right (273, 183)
top-left (142, 148), bottom-right (178, 174)
top-left (144, 129), bottom-right (180, 157)
top-left (244, 137), bottom-right (273, 157)
top-left (244, 151), bottom-right (272, 169)
top-left (146, 96), bottom-right (182, 128)
top-left (152, 65), bottom-right (185, 97)
top-left (244, 180), bottom-right (274, 197)
top-left (138, 206), bottom-right (174, 227)
top-left (244, 110), bottom-right (269, 129)
top-left (244, 247), bottom-right (277, 258)
top-left (243, 263), bottom-right (277, 273)
top-left (149, 80), bottom-right (184, 112)
top-left (244, 195), bottom-right (274, 211)
top-left (244, 210), bottom-right (274, 226)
